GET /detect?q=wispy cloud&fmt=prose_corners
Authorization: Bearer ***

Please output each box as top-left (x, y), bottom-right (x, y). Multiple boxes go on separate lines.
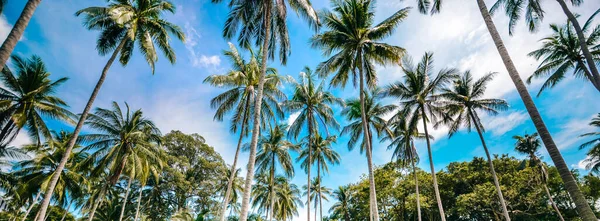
top-left (184, 22), bottom-right (222, 69)
top-left (484, 111), bottom-right (528, 136)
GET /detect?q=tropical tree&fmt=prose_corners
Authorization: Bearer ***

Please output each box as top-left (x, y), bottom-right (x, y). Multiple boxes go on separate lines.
top-left (272, 177), bottom-right (302, 221)
top-left (580, 113), bottom-right (600, 175)
top-left (437, 71), bottom-right (511, 220)
top-left (382, 52), bottom-right (457, 221)
top-left (311, 1), bottom-right (408, 218)
top-left (204, 43), bottom-right (286, 220)
top-left (329, 186), bottom-right (352, 221)
top-left (0, 0), bottom-right (42, 72)
top-left (37, 1), bottom-right (185, 218)
top-left (284, 67), bottom-right (343, 221)
top-left (527, 12), bottom-right (600, 95)
top-left (0, 55), bottom-right (73, 148)
top-left (217, 0), bottom-right (319, 217)
top-left (514, 133), bottom-right (566, 221)
top-left (302, 177), bottom-right (332, 221)
top-left (217, 167), bottom-right (243, 216)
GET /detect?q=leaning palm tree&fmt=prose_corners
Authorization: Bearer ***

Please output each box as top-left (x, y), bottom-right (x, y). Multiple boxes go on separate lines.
top-left (311, 1), bottom-right (408, 218)
top-left (329, 186), bottom-right (352, 221)
top-left (580, 114), bottom-right (600, 175)
top-left (437, 71), bottom-right (511, 220)
top-left (0, 55), bottom-right (73, 148)
top-left (255, 124), bottom-right (299, 221)
top-left (302, 177), bottom-right (332, 221)
top-left (527, 12), bottom-right (600, 95)
top-left (204, 43), bottom-right (286, 220)
top-left (37, 1), bottom-right (185, 218)
top-left (514, 133), bottom-right (565, 221)
top-left (382, 52), bottom-right (456, 221)
top-left (284, 67), bottom-right (343, 221)
top-left (297, 134), bottom-right (340, 221)
top-left (0, 0), bottom-right (42, 72)
top-left (217, 0), bottom-right (318, 218)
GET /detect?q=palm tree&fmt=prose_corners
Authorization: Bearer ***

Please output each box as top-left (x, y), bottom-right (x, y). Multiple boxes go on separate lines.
top-left (580, 113), bottom-right (600, 174)
top-left (172, 209), bottom-right (196, 221)
top-left (527, 12), bottom-right (600, 95)
top-left (513, 133), bottom-right (565, 221)
top-left (297, 134), bottom-right (340, 221)
top-left (204, 43), bottom-right (286, 221)
top-left (255, 124), bottom-right (299, 221)
top-left (302, 177), bottom-right (332, 221)
top-left (0, 0), bottom-right (42, 72)
top-left (311, 1), bottom-right (408, 219)
top-left (284, 67), bottom-right (343, 221)
top-left (329, 186), bottom-right (352, 221)
top-left (38, 1), bottom-right (185, 218)
top-left (272, 177), bottom-right (302, 221)
top-left (382, 52), bottom-right (457, 221)
top-left (80, 102), bottom-right (163, 221)
top-left (217, 0), bottom-right (318, 218)
top-left (217, 167), bottom-right (244, 216)
top-left (0, 55), bottom-right (73, 148)
top-left (437, 71), bottom-right (511, 220)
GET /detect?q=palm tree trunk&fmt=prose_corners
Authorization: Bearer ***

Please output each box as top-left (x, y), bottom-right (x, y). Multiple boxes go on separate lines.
top-left (220, 95), bottom-right (251, 221)
top-left (134, 187), bottom-right (143, 221)
top-left (475, 1), bottom-right (598, 220)
top-left (411, 142), bottom-right (422, 221)
top-left (358, 55), bottom-right (380, 221)
top-left (555, 0), bottom-right (600, 87)
top-left (543, 183), bottom-right (565, 221)
top-left (87, 194), bottom-right (103, 221)
top-left (239, 0), bottom-right (271, 219)
top-left (59, 200), bottom-right (73, 221)
top-left (36, 36), bottom-right (129, 221)
top-left (0, 0), bottom-right (41, 72)
top-left (269, 157), bottom-right (275, 221)
top-left (469, 110), bottom-right (511, 220)
top-left (22, 192), bottom-right (41, 221)
top-left (420, 107), bottom-right (446, 221)
top-left (307, 113), bottom-right (313, 221)
top-left (118, 176), bottom-right (134, 221)
top-left (318, 161), bottom-right (323, 221)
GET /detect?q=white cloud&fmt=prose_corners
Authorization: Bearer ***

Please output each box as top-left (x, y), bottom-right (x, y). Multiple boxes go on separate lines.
top-left (286, 111), bottom-right (300, 128)
top-left (484, 111), bottom-right (528, 136)
top-left (555, 116), bottom-right (595, 150)
top-left (0, 15), bottom-right (11, 43)
top-left (183, 22), bottom-right (221, 68)
top-left (196, 55), bottom-right (221, 67)
top-left (576, 156), bottom-right (592, 170)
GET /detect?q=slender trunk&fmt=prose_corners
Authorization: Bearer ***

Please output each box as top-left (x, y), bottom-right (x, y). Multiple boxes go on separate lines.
top-left (469, 110), bottom-right (511, 220)
top-left (475, 1), bottom-right (598, 220)
top-left (358, 55), bottom-right (380, 221)
top-left (269, 157), bottom-right (275, 221)
top-left (33, 208), bottom-right (40, 221)
top-left (238, 1), bottom-right (271, 219)
top-left (87, 194), bottom-right (103, 221)
top-left (318, 161), bottom-right (323, 221)
top-left (420, 107), bottom-right (446, 221)
top-left (134, 186), bottom-right (143, 221)
top-left (307, 113), bottom-right (313, 221)
top-left (118, 176), bottom-right (134, 221)
top-left (36, 36), bottom-right (129, 221)
top-left (555, 0), bottom-right (600, 87)
top-left (543, 184), bottom-right (566, 221)
top-left (0, 0), bottom-right (42, 72)
top-left (22, 192), bottom-right (41, 221)
top-left (219, 95), bottom-right (251, 221)
top-left (59, 200), bottom-right (73, 221)
top-left (411, 142), bottom-right (422, 221)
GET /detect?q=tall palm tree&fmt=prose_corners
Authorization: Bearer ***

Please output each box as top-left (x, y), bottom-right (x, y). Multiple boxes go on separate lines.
top-left (297, 134), bottom-right (340, 221)
top-left (284, 67), bottom-right (343, 221)
top-left (0, 55), bottom-right (73, 148)
top-left (302, 177), bottom-right (332, 221)
top-left (0, 0), bottom-right (42, 72)
top-left (527, 12), bottom-right (600, 95)
top-left (513, 133), bottom-right (565, 221)
top-left (272, 177), bottom-right (302, 221)
top-left (218, 0), bottom-right (318, 218)
top-left (329, 186), bottom-right (352, 221)
top-left (80, 102), bottom-right (162, 221)
top-left (437, 71), bottom-right (511, 220)
top-left (205, 43), bottom-right (286, 221)
top-left (580, 113), bottom-right (600, 175)
top-left (255, 124), bottom-right (299, 221)
top-left (311, 1), bottom-right (408, 219)
top-left (38, 1), bottom-right (185, 218)
top-left (383, 52), bottom-right (456, 221)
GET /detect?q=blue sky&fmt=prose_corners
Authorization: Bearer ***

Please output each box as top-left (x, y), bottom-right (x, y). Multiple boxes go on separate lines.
top-left (2, 0), bottom-right (600, 220)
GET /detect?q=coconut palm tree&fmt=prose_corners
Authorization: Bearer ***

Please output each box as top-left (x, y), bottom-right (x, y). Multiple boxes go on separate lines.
top-left (284, 67), bottom-right (343, 221)
top-left (302, 177), bottom-right (332, 221)
top-left (437, 71), bottom-right (511, 220)
top-left (329, 186), bottom-right (352, 221)
top-left (311, 1), bottom-right (408, 218)
top-left (513, 133), bottom-right (565, 221)
top-left (297, 134), bottom-right (340, 221)
top-left (382, 52), bottom-right (457, 221)
top-left (204, 43), bottom-right (286, 220)
top-left (527, 12), bottom-right (600, 95)
top-left (272, 177), bottom-right (302, 221)
top-left (0, 0), bottom-right (42, 72)
top-left (255, 124), bottom-right (299, 221)
top-left (580, 113), bottom-right (600, 175)
top-left (37, 1), bottom-right (185, 218)
top-left (0, 55), bottom-right (73, 148)
top-left (217, 167), bottom-right (244, 216)
top-left (217, 0), bottom-right (318, 218)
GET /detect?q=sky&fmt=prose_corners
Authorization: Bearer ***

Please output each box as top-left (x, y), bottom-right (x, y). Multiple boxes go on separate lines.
top-left (2, 0), bottom-right (600, 220)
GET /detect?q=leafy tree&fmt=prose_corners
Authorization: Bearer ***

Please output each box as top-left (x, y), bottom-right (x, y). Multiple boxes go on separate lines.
top-left (302, 177), bottom-right (332, 221)
top-left (580, 113), bottom-right (600, 175)
top-left (329, 186), bottom-right (352, 221)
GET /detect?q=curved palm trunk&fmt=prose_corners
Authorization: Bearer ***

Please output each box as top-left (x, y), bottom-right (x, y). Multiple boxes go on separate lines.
top-left (411, 142), bottom-right (422, 221)
top-left (475, 1), bottom-right (598, 220)
top-left (134, 186), bottom-right (143, 221)
top-left (469, 110), bottom-right (511, 220)
top-left (307, 114), bottom-right (313, 221)
top-left (543, 184), bottom-right (565, 221)
top-left (239, 1), bottom-right (271, 219)
top-left (220, 96), bottom-right (251, 221)
top-left (59, 200), bottom-right (73, 221)
top-left (555, 0), bottom-right (600, 88)
top-left (420, 107), bottom-right (446, 221)
top-left (21, 192), bottom-right (41, 221)
top-left (0, 0), bottom-right (41, 72)
top-left (118, 176), bottom-right (134, 221)
top-left (36, 37), bottom-right (129, 221)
